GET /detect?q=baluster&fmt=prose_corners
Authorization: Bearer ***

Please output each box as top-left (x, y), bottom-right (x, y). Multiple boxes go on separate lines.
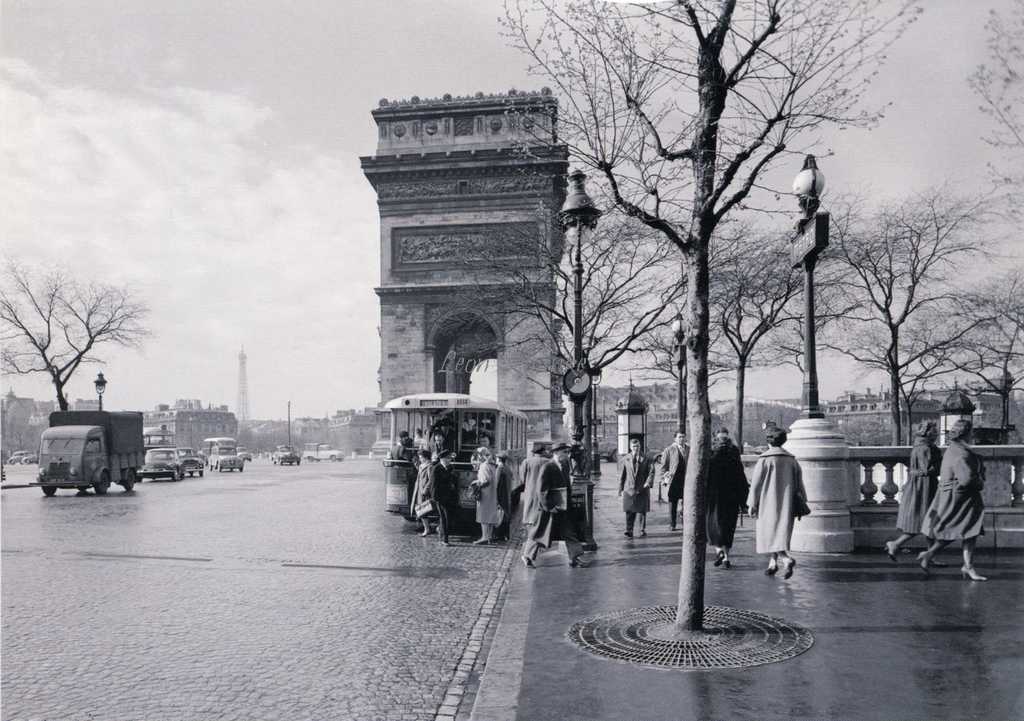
top-left (860, 462), bottom-right (878, 505)
top-left (1011, 459), bottom-right (1024, 507)
top-left (880, 461), bottom-right (899, 505)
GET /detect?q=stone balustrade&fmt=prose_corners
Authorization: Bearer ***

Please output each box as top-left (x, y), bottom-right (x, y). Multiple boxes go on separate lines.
top-left (741, 445), bottom-right (1024, 550)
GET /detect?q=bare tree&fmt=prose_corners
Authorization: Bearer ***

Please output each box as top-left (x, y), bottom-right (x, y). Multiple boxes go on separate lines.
top-left (953, 270), bottom-right (1024, 430)
top-left (0, 262), bottom-right (150, 410)
top-left (504, 0), bottom-right (918, 631)
top-left (970, 0), bottom-right (1024, 202)
top-left (825, 191), bottom-right (985, 443)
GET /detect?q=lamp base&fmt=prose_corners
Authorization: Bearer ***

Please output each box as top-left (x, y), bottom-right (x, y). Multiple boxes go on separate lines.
top-left (784, 418), bottom-right (853, 553)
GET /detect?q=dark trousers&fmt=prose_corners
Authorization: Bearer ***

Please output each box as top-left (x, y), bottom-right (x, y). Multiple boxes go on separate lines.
top-left (626, 511), bottom-right (637, 533)
top-left (436, 504), bottom-right (450, 543)
top-left (669, 498), bottom-right (683, 529)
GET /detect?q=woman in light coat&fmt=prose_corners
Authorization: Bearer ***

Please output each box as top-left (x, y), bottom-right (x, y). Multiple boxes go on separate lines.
top-left (472, 446), bottom-right (501, 544)
top-left (411, 449), bottom-right (435, 536)
top-left (919, 420), bottom-right (987, 581)
top-left (747, 425), bottom-right (808, 578)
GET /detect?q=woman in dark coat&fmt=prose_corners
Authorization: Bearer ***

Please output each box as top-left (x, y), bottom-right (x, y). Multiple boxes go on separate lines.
top-left (706, 428), bottom-right (749, 569)
top-left (884, 420), bottom-right (942, 561)
top-left (919, 419), bottom-right (987, 580)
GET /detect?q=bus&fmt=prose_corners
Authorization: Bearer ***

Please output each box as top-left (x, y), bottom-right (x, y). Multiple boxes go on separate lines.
top-left (143, 426), bottom-right (175, 450)
top-left (202, 437), bottom-right (238, 470)
top-left (380, 393), bottom-right (529, 527)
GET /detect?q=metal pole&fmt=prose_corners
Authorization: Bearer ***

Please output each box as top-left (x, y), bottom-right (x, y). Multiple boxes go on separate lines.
top-left (802, 254), bottom-right (823, 419)
top-left (572, 225), bottom-right (585, 445)
top-left (287, 401), bottom-right (292, 446)
top-left (675, 334), bottom-right (687, 435)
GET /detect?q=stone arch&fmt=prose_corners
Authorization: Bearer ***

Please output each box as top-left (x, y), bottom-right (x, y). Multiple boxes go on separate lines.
top-left (426, 310), bottom-right (502, 395)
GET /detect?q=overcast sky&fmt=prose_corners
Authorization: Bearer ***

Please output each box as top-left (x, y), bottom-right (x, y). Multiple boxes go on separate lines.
top-left (1, 1), bottom-right (1017, 419)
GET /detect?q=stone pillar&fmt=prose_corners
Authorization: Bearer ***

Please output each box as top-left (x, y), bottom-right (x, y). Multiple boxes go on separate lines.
top-left (785, 417), bottom-right (854, 552)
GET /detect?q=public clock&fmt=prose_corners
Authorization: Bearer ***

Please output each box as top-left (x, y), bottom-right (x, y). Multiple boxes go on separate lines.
top-left (562, 368), bottom-right (592, 397)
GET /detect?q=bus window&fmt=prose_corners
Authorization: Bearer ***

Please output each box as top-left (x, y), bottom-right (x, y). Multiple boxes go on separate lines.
top-left (478, 412), bottom-right (496, 449)
top-left (460, 412), bottom-right (478, 447)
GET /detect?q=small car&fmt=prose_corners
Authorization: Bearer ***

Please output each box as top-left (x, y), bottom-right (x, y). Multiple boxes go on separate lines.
top-left (176, 448), bottom-right (205, 478)
top-left (138, 448), bottom-right (183, 481)
top-left (273, 445), bottom-right (301, 466)
top-left (7, 451), bottom-right (31, 465)
top-left (20, 453), bottom-right (38, 465)
top-left (237, 447), bottom-right (253, 462)
top-left (216, 454), bottom-right (245, 472)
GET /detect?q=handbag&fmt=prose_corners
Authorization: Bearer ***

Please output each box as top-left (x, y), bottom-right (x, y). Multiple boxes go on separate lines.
top-left (414, 500), bottom-right (435, 519)
top-left (793, 493), bottom-right (811, 519)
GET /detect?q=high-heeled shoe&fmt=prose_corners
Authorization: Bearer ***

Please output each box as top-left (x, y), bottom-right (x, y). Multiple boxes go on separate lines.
top-left (765, 564), bottom-right (778, 576)
top-left (783, 558), bottom-right (796, 579)
top-left (960, 566), bottom-right (987, 582)
top-left (917, 551), bottom-right (930, 576)
top-left (884, 541), bottom-right (898, 563)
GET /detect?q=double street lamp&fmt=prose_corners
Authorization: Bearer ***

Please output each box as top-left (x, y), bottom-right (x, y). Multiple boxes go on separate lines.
top-left (671, 316), bottom-right (687, 435)
top-left (94, 372), bottom-right (108, 412)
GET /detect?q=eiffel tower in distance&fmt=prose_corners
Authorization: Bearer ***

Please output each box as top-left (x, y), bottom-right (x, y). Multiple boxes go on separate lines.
top-left (236, 346), bottom-right (249, 422)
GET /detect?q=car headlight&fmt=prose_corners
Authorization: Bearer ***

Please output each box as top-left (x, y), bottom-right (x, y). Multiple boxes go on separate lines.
top-left (69, 467), bottom-right (78, 476)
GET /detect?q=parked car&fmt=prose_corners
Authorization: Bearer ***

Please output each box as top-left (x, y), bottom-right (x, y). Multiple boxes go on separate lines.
top-left (303, 443), bottom-right (343, 462)
top-left (138, 447), bottom-right (183, 482)
top-left (273, 445), bottom-right (301, 466)
top-left (216, 453), bottom-right (245, 472)
top-left (7, 451), bottom-right (31, 465)
top-left (236, 447), bottom-right (253, 462)
top-left (176, 448), bottom-right (205, 478)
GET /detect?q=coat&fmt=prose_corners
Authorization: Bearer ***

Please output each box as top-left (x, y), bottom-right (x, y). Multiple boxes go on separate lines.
top-left (423, 462), bottom-right (457, 508)
top-left (619, 451), bottom-right (655, 513)
top-left (746, 446), bottom-right (807, 553)
top-left (411, 462), bottom-right (432, 508)
top-left (529, 458), bottom-right (581, 551)
top-left (474, 460), bottom-right (502, 525)
top-left (706, 441), bottom-right (749, 548)
top-left (659, 443), bottom-right (688, 501)
top-left (896, 439), bottom-right (942, 534)
top-left (921, 440), bottom-right (985, 541)
top-left (520, 453), bottom-right (550, 526)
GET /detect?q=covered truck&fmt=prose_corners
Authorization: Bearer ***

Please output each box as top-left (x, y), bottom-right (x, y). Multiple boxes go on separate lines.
top-left (34, 411), bottom-right (144, 496)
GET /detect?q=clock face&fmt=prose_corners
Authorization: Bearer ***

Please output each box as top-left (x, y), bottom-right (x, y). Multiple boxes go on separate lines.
top-left (563, 369), bottom-right (591, 396)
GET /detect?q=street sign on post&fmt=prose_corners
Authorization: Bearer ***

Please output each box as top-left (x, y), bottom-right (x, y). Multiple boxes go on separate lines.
top-left (790, 212), bottom-right (830, 269)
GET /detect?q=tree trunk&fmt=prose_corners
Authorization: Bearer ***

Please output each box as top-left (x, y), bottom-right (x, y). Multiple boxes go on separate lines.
top-left (734, 360), bottom-right (746, 449)
top-left (889, 373), bottom-right (901, 446)
top-left (53, 375), bottom-right (69, 411)
top-left (675, 244), bottom-right (710, 633)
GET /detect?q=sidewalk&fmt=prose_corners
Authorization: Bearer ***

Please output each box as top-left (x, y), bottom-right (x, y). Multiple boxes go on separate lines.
top-left (470, 476), bottom-right (1024, 721)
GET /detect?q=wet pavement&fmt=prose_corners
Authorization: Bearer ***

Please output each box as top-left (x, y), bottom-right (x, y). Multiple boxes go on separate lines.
top-left (1, 460), bottom-right (511, 721)
top-left (472, 468), bottom-right (1024, 721)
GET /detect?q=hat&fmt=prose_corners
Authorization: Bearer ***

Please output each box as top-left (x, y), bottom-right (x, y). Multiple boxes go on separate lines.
top-left (531, 441), bottom-right (549, 454)
top-left (551, 442), bottom-right (571, 453)
top-left (437, 449), bottom-right (454, 460)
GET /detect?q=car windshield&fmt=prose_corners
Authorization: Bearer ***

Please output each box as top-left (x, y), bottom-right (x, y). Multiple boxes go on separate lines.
top-left (278, 446), bottom-right (293, 452)
top-left (42, 438), bottom-right (85, 453)
top-left (177, 448), bottom-right (193, 458)
top-left (214, 445), bottom-right (236, 454)
top-left (146, 450), bottom-right (177, 462)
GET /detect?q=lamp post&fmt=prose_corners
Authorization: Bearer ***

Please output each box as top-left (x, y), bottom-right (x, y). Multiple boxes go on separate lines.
top-left (94, 372), bottom-right (108, 412)
top-left (790, 155), bottom-right (828, 419)
top-left (671, 316), bottom-right (687, 435)
top-left (559, 168), bottom-right (601, 550)
top-left (590, 370), bottom-right (602, 477)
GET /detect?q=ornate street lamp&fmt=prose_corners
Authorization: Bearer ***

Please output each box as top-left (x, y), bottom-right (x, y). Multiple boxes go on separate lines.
top-left (671, 316), bottom-right (687, 436)
top-left (94, 372), bottom-right (108, 412)
top-left (559, 168), bottom-right (601, 551)
top-left (790, 155), bottom-right (829, 419)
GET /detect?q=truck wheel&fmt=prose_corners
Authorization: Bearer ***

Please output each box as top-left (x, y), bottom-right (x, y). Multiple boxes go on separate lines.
top-left (175, 469), bottom-right (182, 481)
top-left (77, 485), bottom-right (90, 493)
top-left (199, 470), bottom-right (204, 478)
top-left (94, 472), bottom-right (111, 495)
top-left (42, 486), bottom-right (57, 497)
top-left (239, 465), bottom-right (244, 473)
top-left (121, 469), bottom-right (136, 492)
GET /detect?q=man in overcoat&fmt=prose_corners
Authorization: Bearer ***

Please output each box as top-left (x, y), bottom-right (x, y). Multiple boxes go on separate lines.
top-left (523, 443), bottom-right (586, 567)
top-left (659, 430), bottom-right (688, 531)
top-left (425, 450), bottom-right (457, 546)
top-left (520, 442), bottom-right (551, 567)
top-left (619, 435), bottom-right (655, 538)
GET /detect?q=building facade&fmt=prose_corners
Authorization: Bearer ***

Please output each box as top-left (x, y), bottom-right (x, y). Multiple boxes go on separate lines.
top-left (143, 400), bottom-right (238, 449)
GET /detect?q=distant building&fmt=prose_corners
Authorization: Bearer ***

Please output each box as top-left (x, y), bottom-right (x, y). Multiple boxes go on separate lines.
top-left (143, 401), bottom-right (237, 449)
top-left (329, 408), bottom-right (379, 456)
top-left (71, 398), bottom-right (100, 411)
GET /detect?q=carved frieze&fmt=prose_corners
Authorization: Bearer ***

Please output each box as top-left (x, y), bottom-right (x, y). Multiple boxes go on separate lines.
top-left (392, 222), bottom-right (538, 268)
top-left (378, 174), bottom-right (551, 200)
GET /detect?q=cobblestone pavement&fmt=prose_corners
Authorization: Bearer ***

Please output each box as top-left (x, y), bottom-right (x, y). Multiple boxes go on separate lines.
top-left (1, 460), bottom-right (514, 721)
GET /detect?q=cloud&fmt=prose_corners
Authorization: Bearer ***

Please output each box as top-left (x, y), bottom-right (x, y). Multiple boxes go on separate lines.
top-left (0, 59), bottom-right (380, 418)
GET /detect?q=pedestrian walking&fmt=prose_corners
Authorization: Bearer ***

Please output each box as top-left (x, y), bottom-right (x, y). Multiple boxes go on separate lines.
top-left (706, 428), bottom-right (749, 569)
top-left (884, 421), bottom-right (942, 562)
top-left (520, 442), bottom-right (550, 567)
top-left (412, 449), bottom-right (435, 537)
top-left (423, 450), bottom-right (457, 546)
top-left (918, 420), bottom-right (988, 581)
top-left (659, 430), bottom-right (688, 531)
top-left (747, 425), bottom-right (809, 578)
top-left (619, 436), bottom-right (655, 538)
top-left (523, 443), bottom-right (586, 567)
top-left (471, 447), bottom-right (501, 545)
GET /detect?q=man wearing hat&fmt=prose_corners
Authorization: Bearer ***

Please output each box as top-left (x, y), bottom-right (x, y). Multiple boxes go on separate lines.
top-left (520, 441), bottom-right (551, 566)
top-left (424, 449), bottom-right (457, 546)
top-left (526, 443), bottom-right (587, 567)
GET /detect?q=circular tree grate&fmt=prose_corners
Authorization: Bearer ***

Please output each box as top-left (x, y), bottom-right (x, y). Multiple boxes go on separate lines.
top-left (567, 605), bottom-right (813, 670)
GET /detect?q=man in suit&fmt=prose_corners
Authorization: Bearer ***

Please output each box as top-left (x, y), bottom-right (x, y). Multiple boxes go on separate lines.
top-left (660, 430), bottom-right (689, 531)
top-left (523, 442), bottom-right (586, 567)
top-left (619, 435), bottom-right (655, 538)
top-left (426, 450), bottom-right (457, 546)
